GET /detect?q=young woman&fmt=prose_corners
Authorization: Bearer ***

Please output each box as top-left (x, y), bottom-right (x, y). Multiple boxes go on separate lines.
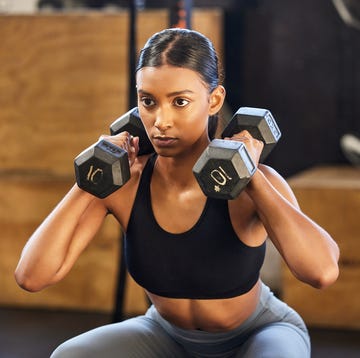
top-left (15, 28), bottom-right (339, 358)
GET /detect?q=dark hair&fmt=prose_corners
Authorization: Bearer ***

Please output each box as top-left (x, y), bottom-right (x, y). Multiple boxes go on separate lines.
top-left (136, 28), bottom-right (224, 140)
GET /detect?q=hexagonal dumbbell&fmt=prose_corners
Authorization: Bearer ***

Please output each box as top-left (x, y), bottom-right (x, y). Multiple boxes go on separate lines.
top-left (193, 107), bottom-right (281, 200)
top-left (74, 107), bottom-right (153, 198)
top-left (193, 139), bottom-right (257, 200)
top-left (74, 140), bottom-right (130, 199)
top-left (222, 107), bottom-right (281, 162)
top-left (110, 107), bottom-right (154, 156)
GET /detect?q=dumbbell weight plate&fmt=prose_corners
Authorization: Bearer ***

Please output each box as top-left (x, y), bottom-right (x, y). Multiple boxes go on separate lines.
top-left (110, 107), bottom-right (154, 156)
top-left (222, 107), bottom-right (281, 162)
top-left (74, 139), bottom-right (130, 199)
top-left (193, 139), bottom-right (257, 200)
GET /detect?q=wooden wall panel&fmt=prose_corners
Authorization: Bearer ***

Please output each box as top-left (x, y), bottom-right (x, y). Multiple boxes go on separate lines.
top-left (0, 10), bottom-right (223, 314)
top-left (0, 174), bottom-right (120, 312)
top-left (0, 14), bottom-right (129, 176)
top-left (0, 10), bottom-right (223, 177)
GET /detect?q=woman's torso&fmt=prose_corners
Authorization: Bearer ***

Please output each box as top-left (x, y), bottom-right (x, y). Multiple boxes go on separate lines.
top-left (106, 154), bottom-right (268, 332)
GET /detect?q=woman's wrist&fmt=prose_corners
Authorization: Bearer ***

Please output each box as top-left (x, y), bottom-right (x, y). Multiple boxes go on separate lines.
top-left (245, 168), bottom-right (266, 195)
top-left (69, 183), bottom-right (100, 204)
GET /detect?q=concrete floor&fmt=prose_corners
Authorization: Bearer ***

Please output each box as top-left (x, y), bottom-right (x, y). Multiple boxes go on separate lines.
top-left (0, 306), bottom-right (359, 358)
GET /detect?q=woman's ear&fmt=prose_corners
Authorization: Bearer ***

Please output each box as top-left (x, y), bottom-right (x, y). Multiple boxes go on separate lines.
top-left (209, 85), bottom-right (226, 115)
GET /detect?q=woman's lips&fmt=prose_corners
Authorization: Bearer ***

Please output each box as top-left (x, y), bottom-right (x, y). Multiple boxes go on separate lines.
top-left (152, 136), bottom-right (177, 148)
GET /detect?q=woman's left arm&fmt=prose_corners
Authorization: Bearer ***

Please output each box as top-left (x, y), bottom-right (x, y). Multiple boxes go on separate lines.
top-left (246, 164), bottom-right (340, 289)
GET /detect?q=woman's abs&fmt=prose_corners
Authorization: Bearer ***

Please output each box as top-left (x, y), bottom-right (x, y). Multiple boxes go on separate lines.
top-left (146, 279), bottom-right (262, 332)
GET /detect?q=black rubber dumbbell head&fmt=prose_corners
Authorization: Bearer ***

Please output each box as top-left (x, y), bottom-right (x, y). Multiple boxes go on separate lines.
top-left (193, 139), bottom-right (257, 200)
top-left (74, 139), bottom-right (130, 199)
top-left (110, 107), bottom-right (154, 156)
top-left (222, 107), bottom-right (281, 162)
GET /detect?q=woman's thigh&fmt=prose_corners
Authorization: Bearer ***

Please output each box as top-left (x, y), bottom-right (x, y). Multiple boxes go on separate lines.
top-left (232, 284), bottom-right (310, 358)
top-left (50, 316), bottom-right (189, 358)
top-left (235, 322), bottom-right (310, 358)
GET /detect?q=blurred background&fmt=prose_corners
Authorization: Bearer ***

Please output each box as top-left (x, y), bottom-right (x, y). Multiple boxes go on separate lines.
top-left (0, 0), bottom-right (359, 357)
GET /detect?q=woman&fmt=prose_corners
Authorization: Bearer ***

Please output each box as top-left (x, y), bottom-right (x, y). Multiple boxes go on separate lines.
top-left (15, 28), bottom-right (339, 358)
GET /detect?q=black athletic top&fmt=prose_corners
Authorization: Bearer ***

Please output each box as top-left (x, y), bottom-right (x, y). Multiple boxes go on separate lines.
top-left (124, 154), bottom-right (266, 299)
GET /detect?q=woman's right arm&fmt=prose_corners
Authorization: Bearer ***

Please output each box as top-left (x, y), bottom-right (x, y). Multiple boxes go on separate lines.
top-left (15, 131), bottom-right (140, 292)
top-left (14, 184), bottom-right (108, 292)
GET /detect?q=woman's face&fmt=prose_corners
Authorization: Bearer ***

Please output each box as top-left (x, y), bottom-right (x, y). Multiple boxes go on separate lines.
top-left (136, 64), bottom-right (224, 157)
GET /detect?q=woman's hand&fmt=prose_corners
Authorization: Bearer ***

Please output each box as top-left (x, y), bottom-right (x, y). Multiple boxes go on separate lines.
top-left (99, 131), bottom-right (140, 167)
top-left (223, 130), bottom-right (264, 167)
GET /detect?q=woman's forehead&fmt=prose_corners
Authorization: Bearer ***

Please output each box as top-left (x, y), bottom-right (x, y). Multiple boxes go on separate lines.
top-left (136, 65), bottom-right (208, 92)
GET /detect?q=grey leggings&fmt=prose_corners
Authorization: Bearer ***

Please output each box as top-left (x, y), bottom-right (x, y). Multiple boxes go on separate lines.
top-left (51, 283), bottom-right (310, 358)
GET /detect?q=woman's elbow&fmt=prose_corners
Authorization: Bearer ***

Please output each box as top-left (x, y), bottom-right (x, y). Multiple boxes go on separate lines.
top-left (310, 261), bottom-right (340, 289)
top-left (14, 268), bottom-right (48, 293)
top-left (312, 240), bottom-right (340, 289)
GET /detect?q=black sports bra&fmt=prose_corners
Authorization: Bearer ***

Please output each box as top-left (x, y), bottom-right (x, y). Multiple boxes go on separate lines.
top-left (124, 154), bottom-right (266, 299)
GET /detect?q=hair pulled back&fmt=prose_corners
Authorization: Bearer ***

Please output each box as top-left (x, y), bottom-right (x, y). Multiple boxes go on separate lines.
top-left (136, 28), bottom-right (223, 139)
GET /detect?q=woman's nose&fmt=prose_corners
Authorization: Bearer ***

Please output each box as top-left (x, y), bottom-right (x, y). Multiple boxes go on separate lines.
top-left (154, 109), bottom-right (172, 131)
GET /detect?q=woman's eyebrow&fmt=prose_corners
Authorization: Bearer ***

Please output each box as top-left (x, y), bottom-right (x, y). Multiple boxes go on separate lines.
top-left (166, 90), bottom-right (194, 97)
top-left (136, 89), bottom-right (151, 95)
top-left (137, 89), bottom-right (194, 97)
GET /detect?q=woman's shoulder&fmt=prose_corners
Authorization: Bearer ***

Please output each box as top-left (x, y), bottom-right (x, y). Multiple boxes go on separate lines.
top-left (103, 154), bottom-right (153, 228)
top-left (258, 164), bottom-right (299, 205)
top-left (130, 153), bottom-right (155, 179)
top-left (118, 153), bottom-right (153, 192)
top-left (259, 164), bottom-right (287, 185)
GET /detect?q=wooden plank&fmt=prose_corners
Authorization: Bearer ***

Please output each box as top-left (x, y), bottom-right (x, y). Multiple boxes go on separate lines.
top-left (288, 165), bottom-right (360, 189)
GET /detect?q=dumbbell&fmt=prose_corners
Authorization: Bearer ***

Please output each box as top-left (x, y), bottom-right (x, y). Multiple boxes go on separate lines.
top-left (193, 107), bottom-right (281, 200)
top-left (109, 107), bottom-right (153, 156)
top-left (74, 107), bottom-right (153, 198)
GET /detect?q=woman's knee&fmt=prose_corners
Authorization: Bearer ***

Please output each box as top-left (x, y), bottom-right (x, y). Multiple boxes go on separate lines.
top-left (50, 316), bottom-right (185, 358)
top-left (50, 318), bottom-right (153, 358)
top-left (50, 339), bottom-right (89, 358)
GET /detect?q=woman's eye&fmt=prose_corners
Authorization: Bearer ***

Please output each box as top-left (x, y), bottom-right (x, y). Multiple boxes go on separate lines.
top-left (174, 98), bottom-right (190, 107)
top-left (141, 97), bottom-right (155, 107)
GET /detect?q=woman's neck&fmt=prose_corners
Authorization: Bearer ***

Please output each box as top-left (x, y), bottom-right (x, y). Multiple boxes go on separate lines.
top-left (154, 136), bottom-right (210, 190)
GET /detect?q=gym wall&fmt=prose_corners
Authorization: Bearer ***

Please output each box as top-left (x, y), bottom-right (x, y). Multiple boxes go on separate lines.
top-left (223, 0), bottom-right (360, 329)
top-left (224, 0), bottom-right (360, 177)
